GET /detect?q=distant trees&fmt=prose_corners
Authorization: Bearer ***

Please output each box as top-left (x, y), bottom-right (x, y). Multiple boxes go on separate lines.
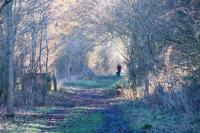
top-left (55, 30), bottom-right (93, 80)
top-left (58, 0), bottom-right (125, 76)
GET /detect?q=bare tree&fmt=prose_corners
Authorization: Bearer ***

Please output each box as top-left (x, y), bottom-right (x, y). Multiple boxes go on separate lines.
top-left (4, 0), bottom-right (15, 117)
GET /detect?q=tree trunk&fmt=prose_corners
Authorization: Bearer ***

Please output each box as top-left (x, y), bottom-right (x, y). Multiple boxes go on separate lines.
top-left (38, 25), bottom-right (43, 73)
top-left (5, 1), bottom-right (15, 117)
top-left (45, 24), bottom-right (49, 73)
top-left (7, 43), bottom-right (14, 117)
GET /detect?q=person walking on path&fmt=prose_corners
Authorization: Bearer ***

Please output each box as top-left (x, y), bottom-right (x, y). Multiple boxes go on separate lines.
top-left (116, 64), bottom-right (122, 77)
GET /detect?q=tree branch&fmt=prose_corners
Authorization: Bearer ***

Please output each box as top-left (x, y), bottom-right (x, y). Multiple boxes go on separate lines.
top-left (0, 0), bottom-right (12, 13)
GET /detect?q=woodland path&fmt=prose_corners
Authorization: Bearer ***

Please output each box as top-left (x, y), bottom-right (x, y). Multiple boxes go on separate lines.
top-left (1, 77), bottom-right (186, 132)
top-left (40, 88), bottom-right (134, 133)
top-left (1, 76), bottom-right (139, 133)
